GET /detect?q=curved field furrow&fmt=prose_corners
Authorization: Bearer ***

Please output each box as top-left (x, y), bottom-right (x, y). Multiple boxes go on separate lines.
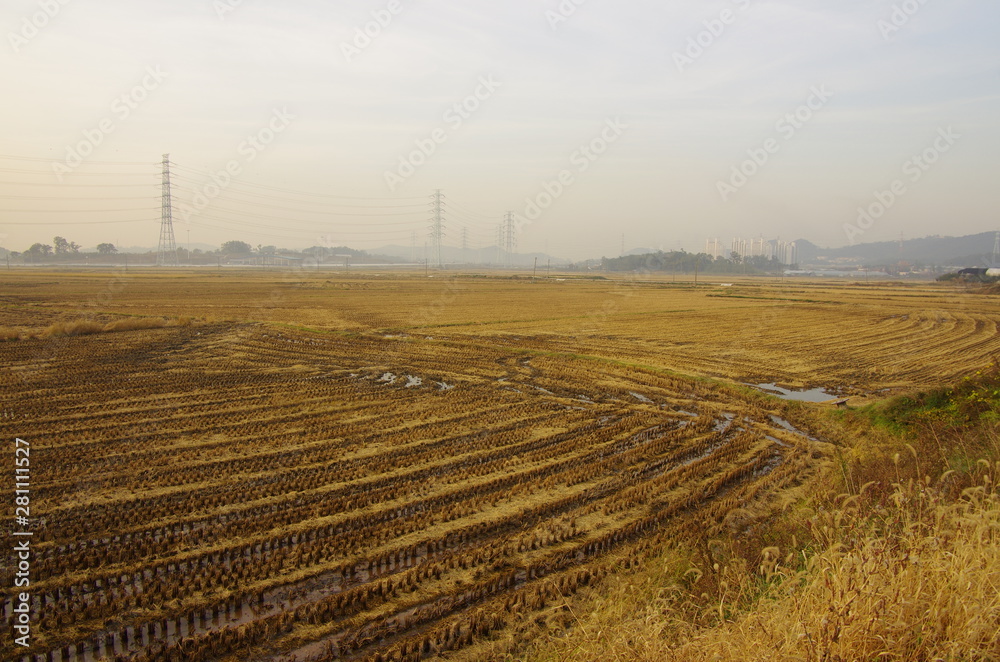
top-left (0, 320), bottom-right (828, 662)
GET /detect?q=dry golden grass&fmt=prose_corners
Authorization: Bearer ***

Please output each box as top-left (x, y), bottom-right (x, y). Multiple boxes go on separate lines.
top-left (29, 315), bottom-right (183, 338)
top-left (39, 319), bottom-right (105, 338)
top-left (523, 375), bottom-right (1000, 662)
top-left (101, 316), bottom-right (168, 332)
top-left (525, 468), bottom-right (1000, 662)
top-left (0, 325), bottom-right (24, 341)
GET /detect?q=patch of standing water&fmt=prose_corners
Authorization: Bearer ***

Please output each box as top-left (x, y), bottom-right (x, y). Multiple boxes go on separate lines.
top-left (769, 414), bottom-right (796, 431)
top-left (756, 383), bottom-right (837, 403)
top-left (764, 434), bottom-right (791, 448)
top-left (769, 414), bottom-right (822, 442)
top-left (712, 413), bottom-right (735, 432)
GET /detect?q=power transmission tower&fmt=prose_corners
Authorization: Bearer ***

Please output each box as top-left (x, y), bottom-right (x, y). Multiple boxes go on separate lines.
top-left (429, 189), bottom-right (444, 268)
top-left (993, 231), bottom-right (999, 265)
top-left (157, 154), bottom-right (178, 266)
top-left (461, 227), bottom-right (469, 264)
top-left (496, 225), bottom-right (502, 266)
top-left (502, 211), bottom-right (516, 268)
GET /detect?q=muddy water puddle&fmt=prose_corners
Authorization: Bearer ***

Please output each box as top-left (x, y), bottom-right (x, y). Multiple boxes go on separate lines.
top-left (769, 414), bottom-right (821, 442)
top-left (754, 383), bottom-right (838, 402)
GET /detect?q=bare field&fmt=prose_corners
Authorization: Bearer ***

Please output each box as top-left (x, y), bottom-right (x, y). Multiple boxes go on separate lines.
top-left (2, 269), bottom-right (996, 390)
top-left (1, 270), bottom-right (998, 661)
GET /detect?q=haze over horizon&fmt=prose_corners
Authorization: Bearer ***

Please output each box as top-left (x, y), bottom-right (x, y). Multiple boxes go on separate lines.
top-left (1, 0), bottom-right (997, 261)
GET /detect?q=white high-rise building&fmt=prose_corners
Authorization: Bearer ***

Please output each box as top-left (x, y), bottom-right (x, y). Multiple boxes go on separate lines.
top-left (720, 237), bottom-right (798, 265)
top-left (705, 238), bottom-right (722, 259)
top-left (774, 240), bottom-right (797, 265)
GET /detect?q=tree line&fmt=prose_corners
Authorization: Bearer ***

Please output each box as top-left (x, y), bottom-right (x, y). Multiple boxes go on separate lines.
top-left (6, 238), bottom-right (371, 261)
top-left (601, 250), bottom-right (793, 274)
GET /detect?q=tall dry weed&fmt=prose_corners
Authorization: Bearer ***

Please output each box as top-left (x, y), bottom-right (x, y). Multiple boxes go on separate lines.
top-left (31, 316), bottom-right (178, 339)
top-left (102, 317), bottom-right (167, 332)
top-left (528, 467), bottom-right (1000, 662)
top-left (40, 320), bottom-right (105, 338)
top-left (0, 326), bottom-right (24, 341)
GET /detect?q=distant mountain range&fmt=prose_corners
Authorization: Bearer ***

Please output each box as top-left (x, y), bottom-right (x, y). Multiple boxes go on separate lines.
top-left (794, 232), bottom-right (998, 268)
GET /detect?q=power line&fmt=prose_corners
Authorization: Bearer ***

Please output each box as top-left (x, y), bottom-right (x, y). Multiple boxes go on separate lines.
top-left (189, 212), bottom-right (427, 235)
top-left (0, 218), bottom-right (155, 226)
top-left (0, 153), bottom-right (156, 166)
top-left (0, 154), bottom-right (503, 251)
top-left (447, 197), bottom-right (500, 224)
top-left (169, 163), bottom-right (426, 202)
top-left (1, 207), bottom-right (157, 212)
top-left (174, 201), bottom-right (428, 229)
top-left (170, 185), bottom-right (428, 218)
top-left (169, 175), bottom-right (426, 211)
top-left (171, 175), bottom-right (426, 210)
top-left (0, 180), bottom-right (156, 188)
top-left (0, 194), bottom-right (156, 201)
top-left (0, 167), bottom-right (153, 176)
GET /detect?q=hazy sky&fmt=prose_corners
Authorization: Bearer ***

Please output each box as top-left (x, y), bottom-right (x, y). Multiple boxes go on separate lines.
top-left (1, 0), bottom-right (997, 260)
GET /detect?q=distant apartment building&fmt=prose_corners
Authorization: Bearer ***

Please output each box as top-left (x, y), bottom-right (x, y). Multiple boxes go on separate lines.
top-left (773, 240), bottom-right (797, 266)
top-left (705, 238), bottom-right (723, 259)
top-left (705, 237), bottom-right (797, 265)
